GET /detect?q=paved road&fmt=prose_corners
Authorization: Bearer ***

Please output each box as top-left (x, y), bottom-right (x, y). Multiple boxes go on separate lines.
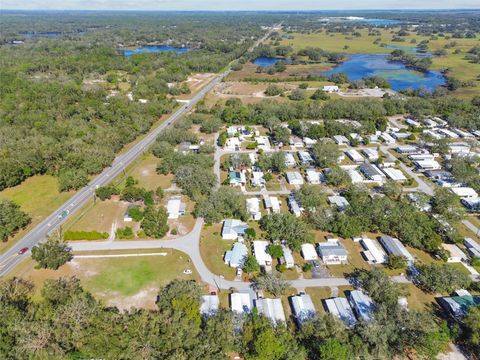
top-left (0, 26), bottom-right (279, 277)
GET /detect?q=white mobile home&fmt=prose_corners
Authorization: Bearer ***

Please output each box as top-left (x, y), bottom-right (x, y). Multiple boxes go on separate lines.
top-left (301, 243), bottom-right (317, 261)
top-left (253, 241), bottom-right (272, 268)
top-left (360, 237), bottom-right (388, 264)
top-left (230, 292), bottom-right (254, 314)
top-left (382, 167), bottom-right (407, 182)
top-left (306, 169), bottom-right (322, 184)
top-left (345, 149), bottom-right (364, 163)
top-left (246, 198), bottom-right (262, 220)
top-left (317, 240), bottom-right (348, 265)
top-left (379, 235), bottom-right (414, 263)
top-left (255, 298), bottom-right (286, 325)
top-left (286, 172), bottom-right (304, 185)
top-left (290, 294), bottom-right (316, 325)
top-left (348, 290), bottom-right (375, 322)
top-left (324, 297), bottom-right (357, 327)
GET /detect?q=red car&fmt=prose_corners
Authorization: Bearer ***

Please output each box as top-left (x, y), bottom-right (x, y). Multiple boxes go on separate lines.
top-left (18, 247), bottom-right (29, 255)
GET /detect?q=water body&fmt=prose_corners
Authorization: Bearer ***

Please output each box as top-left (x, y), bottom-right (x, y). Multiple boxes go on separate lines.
top-left (322, 53), bottom-right (445, 91)
top-left (123, 45), bottom-right (190, 58)
top-left (320, 18), bottom-right (401, 26)
top-left (252, 56), bottom-right (284, 67)
top-left (21, 31), bottom-right (62, 38)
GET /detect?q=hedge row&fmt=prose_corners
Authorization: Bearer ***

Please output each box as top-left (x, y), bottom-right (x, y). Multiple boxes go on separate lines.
top-left (64, 230), bottom-right (109, 241)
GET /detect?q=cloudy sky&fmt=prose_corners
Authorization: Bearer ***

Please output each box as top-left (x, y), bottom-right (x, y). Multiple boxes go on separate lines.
top-left (2, 0), bottom-right (480, 10)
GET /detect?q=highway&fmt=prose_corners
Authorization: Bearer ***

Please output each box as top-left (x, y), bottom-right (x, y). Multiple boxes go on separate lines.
top-left (0, 26), bottom-right (279, 277)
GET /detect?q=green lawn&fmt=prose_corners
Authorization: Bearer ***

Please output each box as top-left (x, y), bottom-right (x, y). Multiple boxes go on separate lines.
top-left (200, 224), bottom-right (237, 280)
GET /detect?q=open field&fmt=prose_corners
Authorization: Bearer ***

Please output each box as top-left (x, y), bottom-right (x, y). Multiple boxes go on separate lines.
top-left (8, 249), bottom-right (200, 310)
top-left (0, 175), bottom-right (74, 253)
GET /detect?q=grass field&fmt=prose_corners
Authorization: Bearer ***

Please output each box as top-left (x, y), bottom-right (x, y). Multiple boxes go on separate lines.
top-left (9, 249), bottom-right (199, 309)
top-left (200, 223), bottom-right (237, 280)
top-left (0, 175), bottom-right (74, 253)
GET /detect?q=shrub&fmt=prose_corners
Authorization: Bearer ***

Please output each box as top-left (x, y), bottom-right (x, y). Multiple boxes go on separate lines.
top-left (116, 227), bottom-right (134, 239)
top-left (95, 185), bottom-right (119, 201)
top-left (128, 207), bottom-right (144, 221)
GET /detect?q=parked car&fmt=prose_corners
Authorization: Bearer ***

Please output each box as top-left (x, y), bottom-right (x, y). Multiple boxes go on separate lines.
top-left (183, 269), bottom-right (192, 275)
top-left (312, 260), bottom-right (320, 269)
top-left (236, 268), bottom-right (243, 277)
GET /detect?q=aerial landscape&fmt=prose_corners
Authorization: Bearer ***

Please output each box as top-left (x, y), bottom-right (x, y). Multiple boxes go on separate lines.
top-left (0, 1), bottom-right (480, 359)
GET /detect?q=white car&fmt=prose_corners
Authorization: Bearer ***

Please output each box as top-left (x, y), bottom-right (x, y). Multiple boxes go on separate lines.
top-left (183, 269), bottom-right (192, 275)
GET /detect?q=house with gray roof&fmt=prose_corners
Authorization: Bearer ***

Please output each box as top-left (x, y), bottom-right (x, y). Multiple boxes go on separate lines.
top-left (317, 240), bottom-right (348, 264)
top-left (221, 219), bottom-right (249, 240)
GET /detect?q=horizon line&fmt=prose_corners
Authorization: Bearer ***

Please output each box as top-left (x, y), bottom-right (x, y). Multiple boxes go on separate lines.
top-left (2, 8), bottom-right (480, 11)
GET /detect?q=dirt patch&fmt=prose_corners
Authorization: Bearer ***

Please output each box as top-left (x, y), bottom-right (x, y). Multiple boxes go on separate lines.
top-left (101, 286), bottom-right (158, 311)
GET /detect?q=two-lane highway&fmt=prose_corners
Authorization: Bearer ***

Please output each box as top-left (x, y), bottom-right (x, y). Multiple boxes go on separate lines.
top-left (0, 25), bottom-right (280, 277)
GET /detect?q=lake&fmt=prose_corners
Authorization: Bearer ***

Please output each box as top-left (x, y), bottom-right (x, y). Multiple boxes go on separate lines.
top-left (252, 56), bottom-right (284, 67)
top-left (319, 17), bottom-right (401, 26)
top-left (123, 45), bottom-right (190, 58)
top-left (322, 53), bottom-right (445, 91)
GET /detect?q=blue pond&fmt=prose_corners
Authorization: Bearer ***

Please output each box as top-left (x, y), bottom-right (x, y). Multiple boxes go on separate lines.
top-left (322, 54), bottom-right (445, 91)
top-left (252, 56), bottom-right (284, 67)
top-left (123, 45), bottom-right (189, 58)
top-left (320, 18), bottom-right (401, 26)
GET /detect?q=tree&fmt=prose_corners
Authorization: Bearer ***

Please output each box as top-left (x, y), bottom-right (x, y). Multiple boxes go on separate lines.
top-left (463, 306), bottom-right (480, 353)
top-left (194, 187), bottom-right (247, 223)
top-left (387, 254), bottom-right (408, 269)
top-left (243, 255), bottom-right (260, 273)
top-left (266, 244), bottom-right (284, 258)
top-left (431, 188), bottom-right (465, 223)
top-left (252, 272), bottom-right (290, 296)
top-left (325, 166), bottom-right (351, 187)
top-left (295, 185), bottom-right (328, 211)
top-left (260, 213), bottom-right (312, 251)
top-left (31, 234), bottom-right (72, 270)
top-left (311, 89), bottom-right (329, 101)
top-left (289, 89), bottom-right (305, 101)
top-left (58, 169), bottom-right (89, 192)
top-left (414, 263), bottom-right (472, 293)
top-left (95, 185), bottom-right (119, 201)
top-left (264, 84), bottom-right (283, 96)
top-left (382, 180), bottom-right (403, 200)
top-left (141, 206), bottom-right (169, 238)
top-left (318, 339), bottom-right (350, 360)
top-left (0, 199), bottom-right (31, 242)
top-left (312, 140), bottom-right (341, 168)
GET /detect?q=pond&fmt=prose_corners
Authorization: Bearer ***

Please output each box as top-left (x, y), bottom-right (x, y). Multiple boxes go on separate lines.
top-left (123, 45), bottom-right (190, 58)
top-left (252, 56), bottom-right (284, 67)
top-left (322, 53), bottom-right (445, 91)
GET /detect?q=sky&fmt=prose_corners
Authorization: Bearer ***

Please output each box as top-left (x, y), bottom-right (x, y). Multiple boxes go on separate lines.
top-left (2, 0), bottom-right (480, 11)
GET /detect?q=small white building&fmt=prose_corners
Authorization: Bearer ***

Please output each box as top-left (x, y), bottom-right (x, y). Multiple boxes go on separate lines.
top-left (345, 149), bottom-right (364, 163)
top-left (333, 135), bottom-right (350, 146)
top-left (464, 238), bottom-right (480, 257)
top-left (268, 196), bottom-right (281, 214)
top-left (379, 235), bottom-right (414, 263)
top-left (362, 148), bottom-right (379, 162)
top-left (405, 118), bottom-right (421, 128)
top-left (290, 294), bottom-right (316, 325)
top-left (166, 198), bottom-right (186, 219)
top-left (396, 145), bottom-right (420, 154)
top-left (284, 152), bottom-right (296, 167)
top-left (451, 187), bottom-right (478, 199)
top-left (328, 195), bottom-right (350, 211)
top-left (281, 245), bottom-right (295, 268)
top-left (441, 244), bottom-right (467, 263)
top-left (381, 132), bottom-right (396, 144)
top-left (225, 137), bottom-right (241, 151)
top-left (255, 298), bottom-right (286, 325)
top-left (306, 169), bottom-right (322, 184)
top-left (437, 128), bottom-right (459, 139)
top-left (221, 219), bottom-right (249, 240)
top-left (246, 198), bottom-right (262, 221)
top-left (382, 167), bottom-right (407, 182)
top-left (347, 169), bottom-right (364, 184)
top-left (323, 85), bottom-right (339, 93)
top-left (286, 172), bottom-right (304, 185)
top-left (317, 240), bottom-right (348, 265)
top-left (301, 243), bottom-right (317, 261)
top-left (298, 151), bottom-right (314, 164)
top-left (251, 171), bottom-right (266, 188)
top-left (200, 295), bottom-right (220, 316)
top-left (253, 241), bottom-right (272, 268)
top-left (359, 237), bottom-right (388, 264)
top-left (359, 163), bottom-right (385, 183)
top-left (303, 137), bottom-right (317, 147)
top-left (288, 194), bottom-right (303, 217)
top-left (414, 159), bottom-right (441, 171)
top-left (255, 136), bottom-right (271, 151)
top-left (230, 292), bottom-right (254, 314)
top-left (348, 290), bottom-right (375, 322)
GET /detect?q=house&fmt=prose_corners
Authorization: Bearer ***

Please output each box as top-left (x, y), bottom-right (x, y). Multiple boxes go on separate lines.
top-left (255, 298), bottom-right (286, 325)
top-left (284, 152), bottom-right (296, 167)
top-left (345, 149), bottom-right (364, 163)
top-left (253, 241), bottom-right (272, 268)
top-left (380, 132), bottom-right (396, 144)
top-left (166, 198), bottom-right (186, 219)
top-left (382, 167), bottom-right (407, 182)
top-left (464, 238), bottom-right (480, 257)
top-left (288, 194), bottom-right (303, 217)
top-left (414, 159), bottom-right (441, 171)
top-left (379, 235), bottom-right (414, 263)
top-left (348, 290), bottom-right (375, 322)
top-left (324, 297), bottom-right (357, 327)
top-left (286, 172), bottom-right (304, 185)
top-left (323, 85), bottom-right (339, 93)
top-left (437, 128), bottom-right (459, 139)
top-left (229, 171), bottom-right (246, 186)
top-left (408, 153), bottom-right (435, 161)
top-left (359, 163), bottom-right (385, 183)
top-left (306, 169), bottom-right (321, 184)
top-left (347, 169), bottom-right (364, 184)
top-left (200, 295), bottom-right (219, 316)
top-left (290, 294), bottom-right (316, 325)
top-left (439, 294), bottom-right (480, 320)
top-left (461, 197), bottom-right (480, 211)
top-left (449, 142), bottom-right (471, 155)
top-left (289, 136), bottom-right (304, 148)
top-left (297, 151), bottom-right (314, 165)
top-left (255, 136), bottom-right (271, 151)
top-left (246, 198), bottom-right (262, 220)
top-left (225, 137), bottom-right (241, 151)
top-left (362, 148), bottom-right (379, 162)
top-left (281, 245), bottom-right (295, 268)
top-left (360, 237), bottom-right (388, 264)
top-left (224, 242), bottom-right (248, 268)
top-left (251, 171), bottom-right (266, 188)
top-left (123, 205), bottom-right (134, 222)
top-left (391, 132), bottom-right (411, 140)
top-left (328, 196), bottom-right (350, 211)
top-left (221, 219), bottom-right (249, 240)
top-left (441, 244), bottom-right (467, 263)
top-left (405, 118), bottom-right (421, 128)
top-left (303, 137), bottom-right (317, 147)
top-left (423, 129), bottom-right (444, 140)
top-left (264, 196), bottom-right (281, 214)
top-left (301, 243), bottom-right (317, 261)
top-left (451, 187), bottom-right (478, 199)
top-left (423, 118), bottom-right (438, 128)
top-left (317, 240), bottom-right (348, 265)
top-left (230, 291), bottom-right (255, 314)
top-left (424, 170), bottom-right (454, 181)
top-left (249, 152), bottom-right (257, 165)
top-left (396, 145), bottom-right (420, 155)
top-left (333, 135), bottom-right (350, 146)
top-left (227, 126), bottom-right (238, 137)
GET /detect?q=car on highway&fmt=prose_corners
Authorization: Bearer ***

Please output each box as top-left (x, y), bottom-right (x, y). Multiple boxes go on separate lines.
top-left (18, 247), bottom-right (29, 255)
top-left (58, 210), bottom-right (70, 219)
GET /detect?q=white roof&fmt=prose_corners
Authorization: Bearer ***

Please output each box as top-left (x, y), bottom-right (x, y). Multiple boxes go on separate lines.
top-left (379, 235), bottom-right (414, 262)
top-left (360, 237), bottom-right (387, 264)
top-left (230, 292), bottom-right (254, 314)
top-left (347, 169), bottom-right (364, 183)
top-left (246, 198), bottom-right (261, 213)
top-left (414, 159), bottom-right (441, 170)
top-left (441, 243), bottom-right (467, 260)
top-left (301, 243), bottom-right (317, 260)
top-left (255, 298), bottom-right (286, 324)
top-left (324, 297), bottom-right (357, 327)
top-left (328, 195), bottom-right (350, 209)
top-left (290, 294), bottom-right (316, 323)
top-left (348, 290), bottom-right (375, 322)
top-left (306, 169), bottom-right (321, 183)
top-left (333, 135), bottom-right (349, 144)
top-left (362, 148), bottom-right (379, 159)
top-left (451, 187), bottom-right (478, 198)
top-left (281, 245), bottom-right (294, 266)
top-left (166, 198), bottom-right (185, 219)
top-left (345, 149), bottom-right (364, 162)
top-left (382, 167), bottom-right (407, 181)
top-left (253, 241), bottom-right (272, 266)
top-left (284, 152), bottom-right (296, 165)
top-left (286, 171), bottom-right (304, 184)
top-left (200, 295), bottom-right (219, 316)
top-left (270, 196), bottom-right (280, 211)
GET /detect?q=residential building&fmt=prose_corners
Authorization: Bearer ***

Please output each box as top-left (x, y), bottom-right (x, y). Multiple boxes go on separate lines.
top-left (324, 297), bottom-right (357, 327)
top-left (166, 198), bottom-right (186, 220)
top-left (200, 295), bottom-right (219, 316)
top-left (255, 298), bottom-right (286, 325)
top-left (345, 149), bottom-right (364, 163)
top-left (253, 241), bottom-right (272, 268)
top-left (439, 294), bottom-right (480, 320)
top-left (301, 243), bottom-right (317, 261)
top-left (284, 152), bottom-right (296, 167)
top-left (437, 128), bottom-right (459, 139)
top-left (224, 242), bottom-right (248, 268)
top-left (333, 135), bottom-right (350, 146)
top-left (306, 169), bottom-right (321, 184)
top-left (227, 126), bottom-right (238, 137)
top-left (362, 148), bottom-right (379, 161)
top-left (288, 194), bottom-right (303, 217)
top-left (405, 118), bottom-right (421, 127)
top-left (328, 195), bottom-right (350, 211)
top-left (360, 237), bottom-right (388, 264)
top-left (230, 291), bottom-right (255, 314)
top-left (251, 171), bottom-right (265, 187)
top-left (255, 136), bottom-right (271, 151)
top-left (347, 169), bottom-right (364, 184)
top-left (464, 238), bottom-right (480, 257)
top-left (221, 219), bottom-right (248, 240)
top-left (392, 132), bottom-right (411, 140)
top-left (286, 171), bottom-right (304, 185)
top-left (441, 244), bottom-right (467, 263)
top-left (303, 137), bottom-right (317, 147)
top-left (298, 150), bottom-right (314, 164)
top-left (323, 85), bottom-right (339, 93)
top-left (281, 245), bottom-right (295, 268)
top-left (414, 159), bottom-right (441, 171)
top-left (268, 196), bottom-right (281, 214)
top-left (348, 290), bottom-right (375, 322)
top-left (224, 137), bottom-right (241, 151)
top-left (290, 294), bottom-right (316, 325)
top-left (449, 142), bottom-right (471, 155)
top-left (229, 171), bottom-right (246, 186)
top-left (423, 129), bottom-right (444, 140)
top-left (289, 136), bottom-right (304, 148)
top-left (246, 198), bottom-right (261, 220)
top-left (379, 235), bottom-right (414, 263)
top-left (423, 118), bottom-right (438, 128)
top-left (396, 145), bottom-right (420, 155)
top-left (451, 187), bottom-right (478, 199)
top-left (380, 132), bottom-right (396, 144)
top-left (317, 240), bottom-right (348, 264)
top-left (382, 167), bottom-right (407, 182)
top-left (408, 153), bottom-right (435, 161)
top-left (461, 197), bottom-right (480, 211)
top-left (359, 163), bottom-right (385, 182)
